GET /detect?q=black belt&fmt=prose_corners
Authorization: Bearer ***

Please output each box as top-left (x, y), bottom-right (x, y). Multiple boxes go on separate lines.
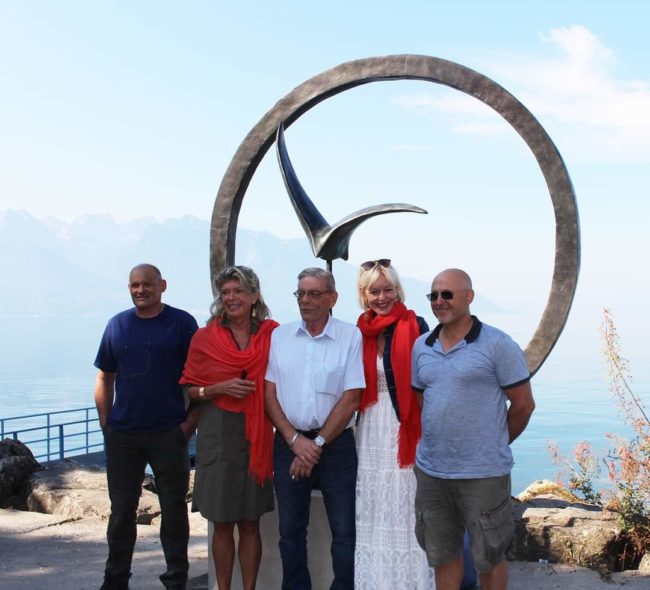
top-left (296, 428), bottom-right (321, 440)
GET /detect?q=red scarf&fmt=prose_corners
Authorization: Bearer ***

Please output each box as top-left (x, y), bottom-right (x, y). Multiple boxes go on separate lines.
top-left (180, 319), bottom-right (278, 484)
top-left (357, 302), bottom-right (421, 468)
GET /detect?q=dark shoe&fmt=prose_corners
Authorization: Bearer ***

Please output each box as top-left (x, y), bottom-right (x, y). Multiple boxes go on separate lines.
top-left (99, 580), bottom-right (129, 590)
top-left (159, 572), bottom-right (187, 589)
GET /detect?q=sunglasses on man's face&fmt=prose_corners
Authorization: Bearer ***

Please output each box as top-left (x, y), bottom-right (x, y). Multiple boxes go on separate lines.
top-left (360, 259), bottom-right (391, 271)
top-left (426, 290), bottom-right (455, 302)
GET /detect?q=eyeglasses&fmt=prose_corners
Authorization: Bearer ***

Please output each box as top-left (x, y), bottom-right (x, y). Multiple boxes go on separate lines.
top-left (426, 290), bottom-right (455, 302)
top-left (293, 289), bottom-right (331, 300)
top-left (360, 259), bottom-right (391, 271)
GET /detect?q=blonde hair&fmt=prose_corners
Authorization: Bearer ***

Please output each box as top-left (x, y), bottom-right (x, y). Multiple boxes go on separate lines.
top-left (208, 266), bottom-right (270, 325)
top-left (357, 263), bottom-right (405, 310)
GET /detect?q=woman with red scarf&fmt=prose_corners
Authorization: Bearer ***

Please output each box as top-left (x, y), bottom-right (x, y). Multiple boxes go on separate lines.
top-left (354, 259), bottom-right (433, 589)
top-left (180, 266), bottom-right (277, 590)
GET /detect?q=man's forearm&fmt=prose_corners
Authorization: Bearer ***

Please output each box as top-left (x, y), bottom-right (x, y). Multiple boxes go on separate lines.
top-left (265, 380), bottom-right (322, 468)
top-left (507, 405), bottom-right (534, 443)
top-left (264, 381), bottom-right (296, 442)
top-left (505, 382), bottom-right (535, 443)
top-left (94, 371), bottom-right (115, 428)
top-left (319, 388), bottom-right (361, 443)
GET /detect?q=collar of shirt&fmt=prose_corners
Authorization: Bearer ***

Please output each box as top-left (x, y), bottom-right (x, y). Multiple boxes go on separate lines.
top-left (424, 315), bottom-right (482, 347)
top-left (296, 314), bottom-right (337, 341)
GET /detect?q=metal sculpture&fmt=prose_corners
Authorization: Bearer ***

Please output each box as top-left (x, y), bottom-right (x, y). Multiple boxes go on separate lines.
top-left (275, 122), bottom-right (427, 271)
top-left (210, 55), bottom-right (580, 375)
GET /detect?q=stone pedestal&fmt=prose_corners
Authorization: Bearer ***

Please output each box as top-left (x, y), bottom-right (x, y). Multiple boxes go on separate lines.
top-left (207, 491), bottom-right (333, 589)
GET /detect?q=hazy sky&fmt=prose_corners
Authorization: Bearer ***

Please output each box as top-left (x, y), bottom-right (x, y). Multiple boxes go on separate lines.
top-left (2, 2), bottom-right (649, 385)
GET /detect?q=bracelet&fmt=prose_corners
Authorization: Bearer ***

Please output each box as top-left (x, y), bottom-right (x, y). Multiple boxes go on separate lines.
top-left (288, 431), bottom-right (300, 447)
top-left (198, 386), bottom-right (206, 400)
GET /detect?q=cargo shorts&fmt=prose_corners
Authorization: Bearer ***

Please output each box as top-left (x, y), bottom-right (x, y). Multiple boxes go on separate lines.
top-left (414, 467), bottom-right (514, 573)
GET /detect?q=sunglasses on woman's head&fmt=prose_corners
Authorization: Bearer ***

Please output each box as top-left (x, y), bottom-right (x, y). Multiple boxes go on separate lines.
top-left (360, 259), bottom-right (391, 271)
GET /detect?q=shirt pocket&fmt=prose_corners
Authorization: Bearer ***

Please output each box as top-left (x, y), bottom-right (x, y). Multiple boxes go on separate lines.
top-left (314, 366), bottom-right (343, 396)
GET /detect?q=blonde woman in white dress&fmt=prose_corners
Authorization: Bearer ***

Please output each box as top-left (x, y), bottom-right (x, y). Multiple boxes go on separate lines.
top-left (354, 259), bottom-right (434, 590)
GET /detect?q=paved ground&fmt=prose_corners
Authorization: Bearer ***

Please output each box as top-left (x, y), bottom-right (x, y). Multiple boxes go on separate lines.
top-left (1, 507), bottom-right (649, 589)
top-left (6, 452), bottom-right (645, 589)
top-left (0, 508), bottom-right (209, 590)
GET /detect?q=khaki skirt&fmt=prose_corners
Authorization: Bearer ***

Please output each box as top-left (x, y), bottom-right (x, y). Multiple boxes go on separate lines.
top-left (192, 403), bottom-right (274, 522)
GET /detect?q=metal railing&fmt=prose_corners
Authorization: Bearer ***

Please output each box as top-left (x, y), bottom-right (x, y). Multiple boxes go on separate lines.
top-left (1, 408), bottom-right (197, 466)
top-left (0, 407), bottom-right (103, 463)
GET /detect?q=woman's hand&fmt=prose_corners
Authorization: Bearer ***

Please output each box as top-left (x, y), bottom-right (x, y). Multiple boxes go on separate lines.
top-left (215, 377), bottom-right (256, 399)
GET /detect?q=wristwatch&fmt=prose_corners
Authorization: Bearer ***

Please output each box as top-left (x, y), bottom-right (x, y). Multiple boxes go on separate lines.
top-left (314, 435), bottom-right (326, 447)
top-left (198, 386), bottom-right (206, 399)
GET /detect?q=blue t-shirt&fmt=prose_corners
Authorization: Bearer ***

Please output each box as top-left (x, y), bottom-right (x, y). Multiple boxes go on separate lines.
top-left (94, 305), bottom-right (198, 432)
top-left (411, 317), bottom-right (530, 479)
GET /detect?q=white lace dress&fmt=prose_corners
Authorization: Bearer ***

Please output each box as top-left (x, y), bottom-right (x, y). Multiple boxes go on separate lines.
top-left (354, 357), bottom-right (435, 589)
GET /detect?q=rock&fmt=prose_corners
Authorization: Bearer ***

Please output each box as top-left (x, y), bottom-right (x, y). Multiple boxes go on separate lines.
top-left (188, 469), bottom-right (195, 501)
top-left (0, 439), bottom-right (40, 508)
top-left (27, 459), bottom-right (162, 523)
top-left (0, 439), bottom-right (38, 462)
top-left (517, 479), bottom-right (579, 503)
top-left (638, 552), bottom-right (650, 574)
top-left (512, 491), bottom-right (624, 572)
top-left (0, 506), bottom-right (73, 533)
top-left (143, 469), bottom-right (195, 502)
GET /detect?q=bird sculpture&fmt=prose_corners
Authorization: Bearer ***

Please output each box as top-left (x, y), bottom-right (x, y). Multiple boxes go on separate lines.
top-left (276, 122), bottom-right (427, 271)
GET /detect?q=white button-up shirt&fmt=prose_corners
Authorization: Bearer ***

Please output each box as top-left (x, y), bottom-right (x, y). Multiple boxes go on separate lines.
top-left (265, 316), bottom-right (365, 430)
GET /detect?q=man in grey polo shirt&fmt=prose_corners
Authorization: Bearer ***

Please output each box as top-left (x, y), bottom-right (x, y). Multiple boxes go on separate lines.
top-left (411, 268), bottom-right (535, 590)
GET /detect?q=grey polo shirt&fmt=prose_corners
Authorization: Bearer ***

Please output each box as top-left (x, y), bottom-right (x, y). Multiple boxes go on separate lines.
top-left (411, 316), bottom-right (530, 479)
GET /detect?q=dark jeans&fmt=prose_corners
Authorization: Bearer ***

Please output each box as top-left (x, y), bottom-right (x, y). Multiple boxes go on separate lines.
top-left (273, 428), bottom-right (357, 590)
top-left (103, 425), bottom-right (190, 588)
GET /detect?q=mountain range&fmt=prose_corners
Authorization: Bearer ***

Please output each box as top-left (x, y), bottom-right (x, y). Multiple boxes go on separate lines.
top-left (1, 209), bottom-right (501, 323)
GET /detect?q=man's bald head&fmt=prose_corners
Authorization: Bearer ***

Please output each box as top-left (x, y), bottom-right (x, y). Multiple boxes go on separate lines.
top-left (129, 263), bottom-right (162, 282)
top-left (432, 268), bottom-right (473, 291)
top-left (429, 268), bottom-right (474, 327)
top-left (128, 264), bottom-right (166, 318)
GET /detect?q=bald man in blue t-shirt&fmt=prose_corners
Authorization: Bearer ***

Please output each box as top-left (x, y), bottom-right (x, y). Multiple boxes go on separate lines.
top-left (94, 263), bottom-right (198, 590)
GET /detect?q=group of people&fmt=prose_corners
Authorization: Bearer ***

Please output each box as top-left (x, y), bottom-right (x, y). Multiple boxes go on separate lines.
top-left (94, 260), bottom-right (535, 590)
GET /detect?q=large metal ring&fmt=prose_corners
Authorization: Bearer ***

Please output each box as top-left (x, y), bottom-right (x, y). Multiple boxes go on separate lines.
top-left (210, 54), bottom-right (580, 375)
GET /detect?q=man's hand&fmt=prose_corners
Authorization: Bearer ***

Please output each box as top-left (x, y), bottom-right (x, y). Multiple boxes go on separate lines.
top-left (179, 404), bottom-right (200, 441)
top-left (179, 419), bottom-right (195, 441)
top-left (289, 457), bottom-right (314, 480)
top-left (291, 434), bottom-right (321, 468)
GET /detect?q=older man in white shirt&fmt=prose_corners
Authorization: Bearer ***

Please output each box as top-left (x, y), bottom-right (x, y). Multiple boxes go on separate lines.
top-left (265, 267), bottom-right (365, 590)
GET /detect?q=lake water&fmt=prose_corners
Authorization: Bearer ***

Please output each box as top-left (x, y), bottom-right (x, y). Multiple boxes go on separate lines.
top-left (1, 315), bottom-right (648, 495)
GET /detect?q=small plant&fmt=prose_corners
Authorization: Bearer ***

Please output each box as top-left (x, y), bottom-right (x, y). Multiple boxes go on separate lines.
top-left (548, 440), bottom-right (602, 505)
top-left (549, 308), bottom-right (650, 569)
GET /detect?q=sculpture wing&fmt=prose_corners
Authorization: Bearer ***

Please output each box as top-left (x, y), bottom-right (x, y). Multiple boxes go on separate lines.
top-left (276, 123), bottom-right (328, 257)
top-left (276, 122), bottom-right (428, 261)
top-left (317, 204), bottom-right (427, 260)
